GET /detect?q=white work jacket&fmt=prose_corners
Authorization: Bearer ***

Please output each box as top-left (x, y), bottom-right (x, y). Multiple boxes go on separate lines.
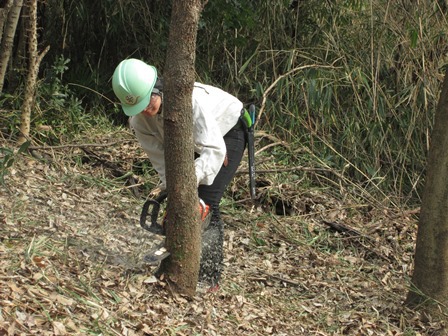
top-left (130, 83), bottom-right (243, 189)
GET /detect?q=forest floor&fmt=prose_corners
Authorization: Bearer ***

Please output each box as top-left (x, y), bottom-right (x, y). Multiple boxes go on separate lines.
top-left (0, 128), bottom-right (445, 336)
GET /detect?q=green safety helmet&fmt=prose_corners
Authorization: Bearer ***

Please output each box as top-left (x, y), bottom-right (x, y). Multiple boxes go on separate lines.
top-left (112, 58), bottom-right (158, 116)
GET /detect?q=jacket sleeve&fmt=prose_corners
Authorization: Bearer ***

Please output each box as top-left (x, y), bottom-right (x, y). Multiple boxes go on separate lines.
top-left (130, 116), bottom-right (167, 189)
top-left (193, 104), bottom-right (226, 186)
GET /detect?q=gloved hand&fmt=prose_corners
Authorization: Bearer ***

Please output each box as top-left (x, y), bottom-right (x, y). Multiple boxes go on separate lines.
top-left (199, 199), bottom-right (211, 231)
top-left (199, 199), bottom-right (210, 220)
top-left (149, 186), bottom-right (165, 198)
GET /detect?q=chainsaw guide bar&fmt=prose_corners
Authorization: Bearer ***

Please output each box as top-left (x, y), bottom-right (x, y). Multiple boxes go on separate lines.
top-left (143, 241), bottom-right (170, 265)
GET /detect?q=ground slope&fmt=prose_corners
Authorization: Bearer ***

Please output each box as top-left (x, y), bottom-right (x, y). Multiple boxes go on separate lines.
top-left (0, 135), bottom-right (444, 335)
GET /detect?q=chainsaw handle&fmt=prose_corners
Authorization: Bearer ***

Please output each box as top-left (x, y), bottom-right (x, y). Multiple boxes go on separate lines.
top-left (140, 191), bottom-right (168, 235)
top-left (249, 104), bottom-right (256, 126)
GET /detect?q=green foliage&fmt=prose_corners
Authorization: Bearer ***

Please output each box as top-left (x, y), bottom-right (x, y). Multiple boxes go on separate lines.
top-left (0, 141), bottom-right (30, 185)
top-left (0, 147), bottom-right (14, 185)
top-left (40, 0), bottom-right (171, 105)
top-left (240, 0), bottom-right (447, 206)
top-left (1, 0), bottom-right (444, 206)
top-left (33, 55), bottom-right (104, 143)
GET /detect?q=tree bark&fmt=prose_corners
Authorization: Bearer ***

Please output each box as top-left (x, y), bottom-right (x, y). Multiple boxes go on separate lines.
top-left (0, 0), bottom-right (14, 46)
top-left (406, 68), bottom-right (448, 317)
top-left (0, 0), bottom-right (23, 93)
top-left (17, 0), bottom-right (49, 145)
top-left (160, 0), bottom-right (202, 296)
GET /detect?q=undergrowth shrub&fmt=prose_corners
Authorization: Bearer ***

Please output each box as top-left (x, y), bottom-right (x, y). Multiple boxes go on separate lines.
top-left (33, 55), bottom-right (107, 144)
top-left (0, 141), bottom-right (30, 185)
top-left (245, 0), bottom-right (447, 207)
top-left (1, 0), bottom-right (444, 208)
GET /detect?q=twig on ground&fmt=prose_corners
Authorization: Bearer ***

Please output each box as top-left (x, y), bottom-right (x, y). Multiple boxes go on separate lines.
top-left (248, 272), bottom-right (307, 288)
top-left (321, 220), bottom-right (391, 262)
top-left (81, 147), bottom-right (141, 197)
top-left (321, 220), bottom-right (367, 238)
top-left (236, 165), bottom-right (329, 175)
top-left (28, 140), bottom-right (132, 150)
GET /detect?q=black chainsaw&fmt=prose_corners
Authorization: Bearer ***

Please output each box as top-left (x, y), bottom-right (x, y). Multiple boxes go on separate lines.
top-left (140, 192), bottom-right (170, 264)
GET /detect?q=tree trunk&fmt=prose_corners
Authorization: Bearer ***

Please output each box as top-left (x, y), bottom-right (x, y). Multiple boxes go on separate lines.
top-left (406, 68), bottom-right (448, 317)
top-left (160, 0), bottom-right (202, 296)
top-left (0, 0), bottom-right (14, 46)
top-left (17, 0), bottom-right (48, 145)
top-left (0, 0), bottom-right (23, 93)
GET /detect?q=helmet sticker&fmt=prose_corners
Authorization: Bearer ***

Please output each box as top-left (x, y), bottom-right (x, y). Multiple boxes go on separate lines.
top-left (125, 95), bottom-right (139, 105)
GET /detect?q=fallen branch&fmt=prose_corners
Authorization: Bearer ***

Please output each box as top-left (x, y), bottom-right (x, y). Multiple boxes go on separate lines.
top-left (321, 220), bottom-right (365, 238)
top-left (249, 271), bottom-right (308, 288)
top-left (236, 165), bottom-right (329, 175)
top-left (28, 140), bottom-right (132, 150)
top-left (321, 220), bottom-right (390, 261)
top-left (268, 273), bottom-right (303, 287)
top-left (81, 147), bottom-right (141, 197)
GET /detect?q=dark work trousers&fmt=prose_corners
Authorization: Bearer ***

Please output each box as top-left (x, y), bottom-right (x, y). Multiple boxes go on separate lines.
top-left (197, 125), bottom-right (245, 286)
top-left (198, 126), bottom-right (246, 210)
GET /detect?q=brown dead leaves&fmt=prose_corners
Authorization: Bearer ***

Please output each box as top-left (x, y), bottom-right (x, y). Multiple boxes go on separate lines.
top-left (0, 138), bottom-right (445, 335)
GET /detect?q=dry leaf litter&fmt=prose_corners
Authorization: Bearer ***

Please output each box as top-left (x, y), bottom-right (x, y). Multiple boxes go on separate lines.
top-left (0, 135), bottom-right (444, 335)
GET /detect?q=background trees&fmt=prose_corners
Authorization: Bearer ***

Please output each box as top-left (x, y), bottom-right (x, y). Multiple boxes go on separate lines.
top-left (0, 0), bottom-right (20, 92)
top-left (2, 0), bottom-right (446, 207)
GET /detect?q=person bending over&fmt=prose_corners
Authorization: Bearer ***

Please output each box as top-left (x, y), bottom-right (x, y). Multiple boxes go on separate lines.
top-left (112, 58), bottom-right (246, 287)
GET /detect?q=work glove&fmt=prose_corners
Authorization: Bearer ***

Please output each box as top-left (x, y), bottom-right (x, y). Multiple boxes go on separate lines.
top-left (199, 199), bottom-right (211, 231)
top-left (149, 186), bottom-right (165, 198)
